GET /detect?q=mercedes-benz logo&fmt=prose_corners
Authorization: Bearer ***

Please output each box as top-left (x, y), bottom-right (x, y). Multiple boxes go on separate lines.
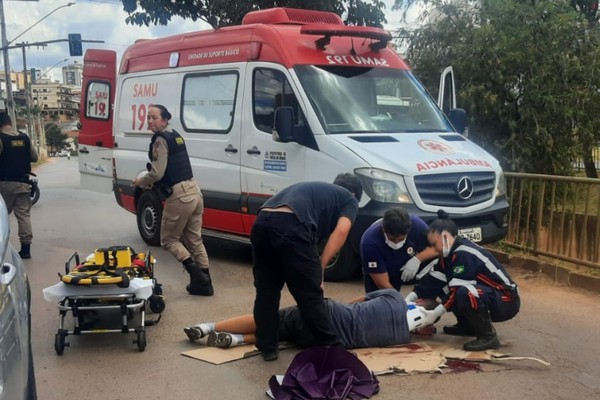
top-left (457, 176), bottom-right (474, 200)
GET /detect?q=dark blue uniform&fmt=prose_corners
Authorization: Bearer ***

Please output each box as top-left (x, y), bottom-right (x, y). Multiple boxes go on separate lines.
top-left (415, 237), bottom-right (520, 322)
top-left (360, 215), bottom-right (430, 292)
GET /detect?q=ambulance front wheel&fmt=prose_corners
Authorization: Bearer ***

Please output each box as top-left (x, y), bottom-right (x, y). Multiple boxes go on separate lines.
top-left (136, 190), bottom-right (163, 247)
top-left (323, 240), bottom-right (361, 282)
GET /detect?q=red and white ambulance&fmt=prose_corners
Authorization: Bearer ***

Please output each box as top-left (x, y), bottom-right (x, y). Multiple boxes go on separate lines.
top-left (78, 7), bottom-right (508, 281)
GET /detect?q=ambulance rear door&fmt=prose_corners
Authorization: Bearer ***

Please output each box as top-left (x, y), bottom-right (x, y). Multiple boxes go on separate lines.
top-left (78, 49), bottom-right (116, 193)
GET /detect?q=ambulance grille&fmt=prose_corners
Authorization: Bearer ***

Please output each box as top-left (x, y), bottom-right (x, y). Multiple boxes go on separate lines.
top-left (414, 172), bottom-right (495, 207)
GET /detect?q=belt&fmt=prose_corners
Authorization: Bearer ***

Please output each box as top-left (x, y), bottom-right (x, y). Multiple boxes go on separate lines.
top-left (261, 206), bottom-right (293, 213)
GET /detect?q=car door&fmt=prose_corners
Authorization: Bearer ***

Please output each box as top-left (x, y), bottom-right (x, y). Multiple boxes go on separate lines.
top-left (240, 65), bottom-right (308, 234)
top-left (437, 66), bottom-right (457, 115)
top-left (78, 50), bottom-right (116, 193)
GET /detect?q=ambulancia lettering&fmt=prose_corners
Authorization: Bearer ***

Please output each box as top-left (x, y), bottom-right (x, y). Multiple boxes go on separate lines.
top-left (416, 159), bottom-right (493, 172)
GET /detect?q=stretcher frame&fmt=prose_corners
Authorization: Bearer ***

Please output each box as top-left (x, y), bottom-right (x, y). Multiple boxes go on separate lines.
top-left (53, 250), bottom-right (163, 355)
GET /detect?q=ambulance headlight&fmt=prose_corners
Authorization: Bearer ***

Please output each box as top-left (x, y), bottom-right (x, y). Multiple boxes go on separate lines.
top-left (496, 172), bottom-right (506, 197)
top-left (355, 168), bottom-right (414, 204)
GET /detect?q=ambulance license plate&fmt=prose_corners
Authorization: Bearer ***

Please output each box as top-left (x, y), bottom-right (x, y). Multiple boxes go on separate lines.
top-left (458, 227), bottom-right (482, 242)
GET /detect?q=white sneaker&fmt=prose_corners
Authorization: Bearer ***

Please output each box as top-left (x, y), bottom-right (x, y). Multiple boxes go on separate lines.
top-left (184, 326), bottom-right (208, 342)
top-left (207, 331), bottom-right (232, 348)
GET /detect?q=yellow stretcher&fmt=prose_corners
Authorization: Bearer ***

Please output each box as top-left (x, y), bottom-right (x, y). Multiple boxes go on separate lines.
top-left (44, 246), bottom-right (165, 355)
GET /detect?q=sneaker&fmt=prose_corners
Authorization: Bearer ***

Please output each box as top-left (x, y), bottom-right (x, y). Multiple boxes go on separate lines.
top-left (207, 331), bottom-right (232, 348)
top-left (184, 326), bottom-right (209, 342)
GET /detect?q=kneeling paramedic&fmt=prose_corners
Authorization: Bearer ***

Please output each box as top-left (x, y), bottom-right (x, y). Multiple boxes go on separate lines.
top-left (405, 209), bottom-right (520, 351)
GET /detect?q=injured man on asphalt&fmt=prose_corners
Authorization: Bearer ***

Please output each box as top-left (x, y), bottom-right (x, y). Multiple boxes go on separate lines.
top-left (184, 288), bottom-right (446, 349)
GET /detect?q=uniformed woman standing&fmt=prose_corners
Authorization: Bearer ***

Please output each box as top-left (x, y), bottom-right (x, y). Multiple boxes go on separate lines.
top-left (132, 104), bottom-right (213, 296)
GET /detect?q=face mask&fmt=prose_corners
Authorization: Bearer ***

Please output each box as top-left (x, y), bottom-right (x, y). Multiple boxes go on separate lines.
top-left (385, 233), bottom-right (406, 250)
top-left (442, 232), bottom-right (451, 257)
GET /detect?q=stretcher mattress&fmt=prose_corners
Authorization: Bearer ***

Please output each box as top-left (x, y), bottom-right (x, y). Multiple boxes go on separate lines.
top-left (43, 278), bottom-right (154, 302)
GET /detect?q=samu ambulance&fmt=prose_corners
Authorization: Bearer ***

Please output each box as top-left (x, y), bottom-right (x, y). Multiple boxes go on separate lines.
top-left (78, 7), bottom-right (509, 281)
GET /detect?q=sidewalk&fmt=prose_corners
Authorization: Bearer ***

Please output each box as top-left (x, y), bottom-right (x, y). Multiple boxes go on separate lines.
top-left (488, 247), bottom-right (600, 294)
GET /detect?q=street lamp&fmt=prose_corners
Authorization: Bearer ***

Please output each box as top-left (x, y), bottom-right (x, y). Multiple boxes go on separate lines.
top-left (0, 2), bottom-right (76, 124)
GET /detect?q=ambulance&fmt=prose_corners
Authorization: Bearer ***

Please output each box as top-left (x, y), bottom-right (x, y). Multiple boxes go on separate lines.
top-left (78, 7), bottom-right (509, 281)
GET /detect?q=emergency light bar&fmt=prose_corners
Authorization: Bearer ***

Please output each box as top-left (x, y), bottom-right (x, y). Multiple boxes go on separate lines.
top-left (300, 25), bottom-right (392, 51)
top-left (242, 7), bottom-right (344, 26)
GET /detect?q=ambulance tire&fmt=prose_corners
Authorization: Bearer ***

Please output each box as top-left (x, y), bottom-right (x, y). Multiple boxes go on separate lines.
top-left (136, 191), bottom-right (163, 247)
top-left (323, 240), bottom-right (361, 282)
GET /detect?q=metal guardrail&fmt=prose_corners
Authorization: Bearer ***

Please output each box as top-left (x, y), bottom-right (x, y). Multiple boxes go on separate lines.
top-left (504, 172), bottom-right (600, 270)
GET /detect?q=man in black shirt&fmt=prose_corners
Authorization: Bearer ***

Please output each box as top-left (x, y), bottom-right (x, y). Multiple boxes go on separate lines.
top-left (251, 173), bottom-right (362, 361)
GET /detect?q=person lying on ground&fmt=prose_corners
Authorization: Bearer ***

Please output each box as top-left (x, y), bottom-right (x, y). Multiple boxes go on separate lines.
top-left (183, 288), bottom-right (445, 349)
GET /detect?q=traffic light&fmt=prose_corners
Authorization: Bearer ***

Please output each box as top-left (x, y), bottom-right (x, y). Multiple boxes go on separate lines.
top-left (68, 33), bottom-right (82, 56)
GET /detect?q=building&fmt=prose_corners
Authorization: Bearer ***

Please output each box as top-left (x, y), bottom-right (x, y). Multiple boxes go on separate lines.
top-left (62, 61), bottom-right (83, 87)
top-left (31, 79), bottom-right (80, 120)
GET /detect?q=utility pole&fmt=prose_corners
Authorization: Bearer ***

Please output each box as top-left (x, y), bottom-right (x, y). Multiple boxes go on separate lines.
top-left (0, 0), bottom-right (16, 123)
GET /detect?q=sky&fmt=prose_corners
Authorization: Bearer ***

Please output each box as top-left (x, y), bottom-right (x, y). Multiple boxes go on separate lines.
top-left (1, 0), bottom-right (419, 83)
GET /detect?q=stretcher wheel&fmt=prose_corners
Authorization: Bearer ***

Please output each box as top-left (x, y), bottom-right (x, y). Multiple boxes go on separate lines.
top-left (136, 329), bottom-right (146, 352)
top-left (149, 295), bottom-right (165, 313)
top-left (55, 332), bottom-right (67, 355)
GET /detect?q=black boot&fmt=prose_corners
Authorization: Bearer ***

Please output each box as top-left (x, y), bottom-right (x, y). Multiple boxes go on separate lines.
top-left (19, 243), bottom-right (31, 259)
top-left (183, 262), bottom-right (214, 296)
top-left (462, 308), bottom-right (500, 351)
top-left (443, 311), bottom-right (476, 336)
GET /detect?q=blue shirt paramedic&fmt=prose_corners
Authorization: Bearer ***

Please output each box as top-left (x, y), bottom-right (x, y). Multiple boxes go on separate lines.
top-left (361, 207), bottom-right (437, 293)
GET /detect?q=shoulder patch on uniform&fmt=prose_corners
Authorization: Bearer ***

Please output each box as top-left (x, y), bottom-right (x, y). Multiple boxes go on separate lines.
top-left (175, 137), bottom-right (184, 144)
top-left (368, 261), bottom-right (377, 269)
top-left (452, 265), bottom-right (465, 274)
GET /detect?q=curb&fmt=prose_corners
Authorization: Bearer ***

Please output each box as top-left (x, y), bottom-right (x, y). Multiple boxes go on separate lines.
top-left (488, 249), bottom-right (600, 294)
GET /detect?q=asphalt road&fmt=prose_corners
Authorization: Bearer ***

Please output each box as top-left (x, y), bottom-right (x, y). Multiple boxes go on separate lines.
top-left (10, 157), bottom-right (600, 400)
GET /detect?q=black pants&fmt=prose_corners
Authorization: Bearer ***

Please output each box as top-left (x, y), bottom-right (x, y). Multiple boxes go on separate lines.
top-left (251, 212), bottom-right (339, 354)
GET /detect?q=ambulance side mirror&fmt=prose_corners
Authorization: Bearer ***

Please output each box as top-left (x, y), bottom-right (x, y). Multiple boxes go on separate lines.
top-left (448, 108), bottom-right (468, 136)
top-left (273, 106), bottom-right (294, 143)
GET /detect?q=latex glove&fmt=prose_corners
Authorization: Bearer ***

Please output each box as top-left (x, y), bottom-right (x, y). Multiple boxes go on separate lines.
top-left (404, 291), bottom-right (418, 303)
top-left (401, 256), bottom-right (421, 282)
top-left (421, 304), bottom-right (446, 326)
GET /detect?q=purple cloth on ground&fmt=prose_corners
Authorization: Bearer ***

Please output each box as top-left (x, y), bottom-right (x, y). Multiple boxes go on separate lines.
top-left (269, 346), bottom-right (379, 400)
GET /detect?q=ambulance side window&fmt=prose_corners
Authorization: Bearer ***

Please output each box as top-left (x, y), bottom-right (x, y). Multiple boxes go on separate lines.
top-left (181, 72), bottom-right (239, 133)
top-left (253, 68), bottom-right (304, 133)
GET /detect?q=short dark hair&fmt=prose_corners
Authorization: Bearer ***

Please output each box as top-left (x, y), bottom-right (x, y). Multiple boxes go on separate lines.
top-left (0, 111), bottom-right (12, 127)
top-left (382, 207), bottom-right (411, 236)
top-left (333, 173), bottom-right (362, 202)
top-left (150, 104), bottom-right (172, 121)
top-left (428, 209), bottom-right (458, 236)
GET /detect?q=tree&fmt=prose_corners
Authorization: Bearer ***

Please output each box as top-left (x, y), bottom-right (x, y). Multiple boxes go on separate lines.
top-left (120, 0), bottom-right (387, 28)
top-left (45, 123), bottom-right (68, 150)
top-left (397, 0), bottom-right (600, 177)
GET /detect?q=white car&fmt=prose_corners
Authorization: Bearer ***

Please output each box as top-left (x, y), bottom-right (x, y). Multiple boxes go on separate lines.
top-left (58, 149), bottom-right (70, 158)
top-left (0, 196), bottom-right (37, 399)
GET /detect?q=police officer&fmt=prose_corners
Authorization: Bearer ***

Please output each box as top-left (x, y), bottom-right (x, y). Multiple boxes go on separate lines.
top-left (360, 207), bottom-right (437, 292)
top-left (0, 112), bottom-right (38, 259)
top-left (132, 104), bottom-right (212, 296)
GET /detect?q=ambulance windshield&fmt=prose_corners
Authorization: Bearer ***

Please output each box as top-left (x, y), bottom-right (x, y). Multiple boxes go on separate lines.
top-left (295, 65), bottom-right (452, 135)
